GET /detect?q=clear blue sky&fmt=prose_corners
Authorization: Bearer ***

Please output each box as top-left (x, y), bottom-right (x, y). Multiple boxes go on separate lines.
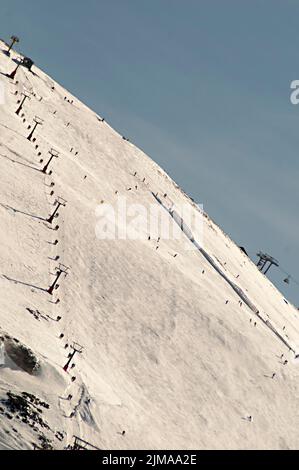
top-left (1, 0), bottom-right (299, 305)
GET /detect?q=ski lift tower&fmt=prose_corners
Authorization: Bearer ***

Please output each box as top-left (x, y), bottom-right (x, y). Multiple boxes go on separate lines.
top-left (7, 56), bottom-right (23, 80)
top-left (256, 251), bottom-right (279, 275)
top-left (27, 116), bottom-right (43, 141)
top-left (63, 342), bottom-right (83, 372)
top-left (5, 35), bottom-right (19, 56)
top-left (15, 90), bottom-right (31, 116)
top-left (47, 263), bottom-right (69, 295)
top-left (70, 436), bottom-right (100, 450)
top-left (47, 196), bottom-right (67, 224)
top-left (42, 148), bottom-right (59, 174)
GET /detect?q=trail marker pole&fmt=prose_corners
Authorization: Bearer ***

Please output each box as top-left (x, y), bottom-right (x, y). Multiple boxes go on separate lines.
top-left (42, 148), bottom-right (59, 174)
top-left (47, 196), bottom-right (66, 224)
top-left (27, 116), bottom-right (43, 141)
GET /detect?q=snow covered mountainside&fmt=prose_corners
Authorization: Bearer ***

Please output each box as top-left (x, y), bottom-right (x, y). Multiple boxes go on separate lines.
top-left (0, 40), bottom-right (299, 450)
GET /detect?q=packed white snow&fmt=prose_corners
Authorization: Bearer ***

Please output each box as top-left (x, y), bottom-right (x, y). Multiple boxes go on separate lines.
top-left (0, 40), bottom-right (299, 450)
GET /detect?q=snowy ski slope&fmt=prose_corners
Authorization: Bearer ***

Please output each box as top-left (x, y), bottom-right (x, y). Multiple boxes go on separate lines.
top-left (0, 40), bottom-right (299, 450)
